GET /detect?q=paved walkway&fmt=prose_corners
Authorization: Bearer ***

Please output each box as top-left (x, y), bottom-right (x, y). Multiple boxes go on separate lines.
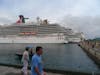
top-left (0, 66), bottom-right (64, 75)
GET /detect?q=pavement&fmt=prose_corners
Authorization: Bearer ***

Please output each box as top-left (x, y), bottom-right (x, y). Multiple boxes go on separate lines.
top-left (0, 66), bottom-right (64, 75)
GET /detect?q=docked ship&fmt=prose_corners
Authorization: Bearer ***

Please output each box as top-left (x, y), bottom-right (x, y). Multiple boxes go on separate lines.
top-left (0, 15), bottom-right (84, 43)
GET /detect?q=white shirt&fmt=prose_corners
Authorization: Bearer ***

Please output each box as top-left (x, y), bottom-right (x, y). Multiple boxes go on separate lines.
top-left (22, 51), bottom-right (29, 63)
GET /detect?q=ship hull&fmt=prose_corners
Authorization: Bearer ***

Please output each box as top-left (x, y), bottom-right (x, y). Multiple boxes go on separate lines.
top-left (0, 36), bottom-right (68, 43)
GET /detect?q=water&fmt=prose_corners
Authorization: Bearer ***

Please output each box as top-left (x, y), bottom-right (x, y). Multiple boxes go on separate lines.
top-left (0, 43), bottom-right (100, 74)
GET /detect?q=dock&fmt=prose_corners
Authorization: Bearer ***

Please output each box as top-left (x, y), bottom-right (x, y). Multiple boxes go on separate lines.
top-left (0, 66), bottom-right (63, 75)
top-left (79, 40), bottom-right (100, 67)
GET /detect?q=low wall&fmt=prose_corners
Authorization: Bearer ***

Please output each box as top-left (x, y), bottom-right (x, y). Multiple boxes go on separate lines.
top-left (79, 42), bottom-right (100, 68)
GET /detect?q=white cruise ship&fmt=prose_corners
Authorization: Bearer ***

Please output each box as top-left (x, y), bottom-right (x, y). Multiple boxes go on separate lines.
top-left (0, 15), bottom-right (84, 43)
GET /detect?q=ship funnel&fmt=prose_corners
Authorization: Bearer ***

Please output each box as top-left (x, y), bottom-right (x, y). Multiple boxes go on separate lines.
top-left (43, 19), bottom-right (48, 25)
top-left (36, 17), bottom-right (43, 25)
top-left (16, 15), bottom-right (29, 23)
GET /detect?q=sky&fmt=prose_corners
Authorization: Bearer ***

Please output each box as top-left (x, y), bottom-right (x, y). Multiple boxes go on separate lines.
top-left (0, 0), bottom-right (100, 39)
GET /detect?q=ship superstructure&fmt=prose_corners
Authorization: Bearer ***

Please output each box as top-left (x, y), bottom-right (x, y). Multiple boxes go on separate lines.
top-left (0, 15), bottom-right (84, 43)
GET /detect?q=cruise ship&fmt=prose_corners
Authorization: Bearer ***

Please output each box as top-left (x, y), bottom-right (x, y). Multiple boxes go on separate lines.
top-left (0, 15), bottom-right (84, 43)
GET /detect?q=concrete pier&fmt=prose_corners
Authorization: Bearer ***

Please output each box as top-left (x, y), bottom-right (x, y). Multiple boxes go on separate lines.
top-left (79, 40), bottom-right (100, 67)
top-left (0, 66), bottom-right (64, 75)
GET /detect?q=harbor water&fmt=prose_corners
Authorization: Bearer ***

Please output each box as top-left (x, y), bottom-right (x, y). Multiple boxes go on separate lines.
top-left (0, 43), bottom-right (100, 74)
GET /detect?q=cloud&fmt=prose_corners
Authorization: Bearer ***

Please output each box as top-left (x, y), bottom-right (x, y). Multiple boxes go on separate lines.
top-left (61, 16), bottom-right (100, 39)
top-left (0, 0), bottom-right (100, 21)
top-left (68, 0), bottom-right (100, 16)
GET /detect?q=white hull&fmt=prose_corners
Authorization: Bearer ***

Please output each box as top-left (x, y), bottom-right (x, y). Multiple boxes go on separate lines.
top-left (0, 36), bottom-right (68, 43)
top-left (67, 38), bottom-right (81, 43)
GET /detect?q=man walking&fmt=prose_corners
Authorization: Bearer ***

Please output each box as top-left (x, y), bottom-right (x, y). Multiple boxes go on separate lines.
top-left (31, 46), bottom-right (46, 75)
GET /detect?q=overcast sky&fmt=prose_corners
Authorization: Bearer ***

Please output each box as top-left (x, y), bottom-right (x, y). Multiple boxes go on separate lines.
top-left (0, 0), bottom-right (100, 39)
